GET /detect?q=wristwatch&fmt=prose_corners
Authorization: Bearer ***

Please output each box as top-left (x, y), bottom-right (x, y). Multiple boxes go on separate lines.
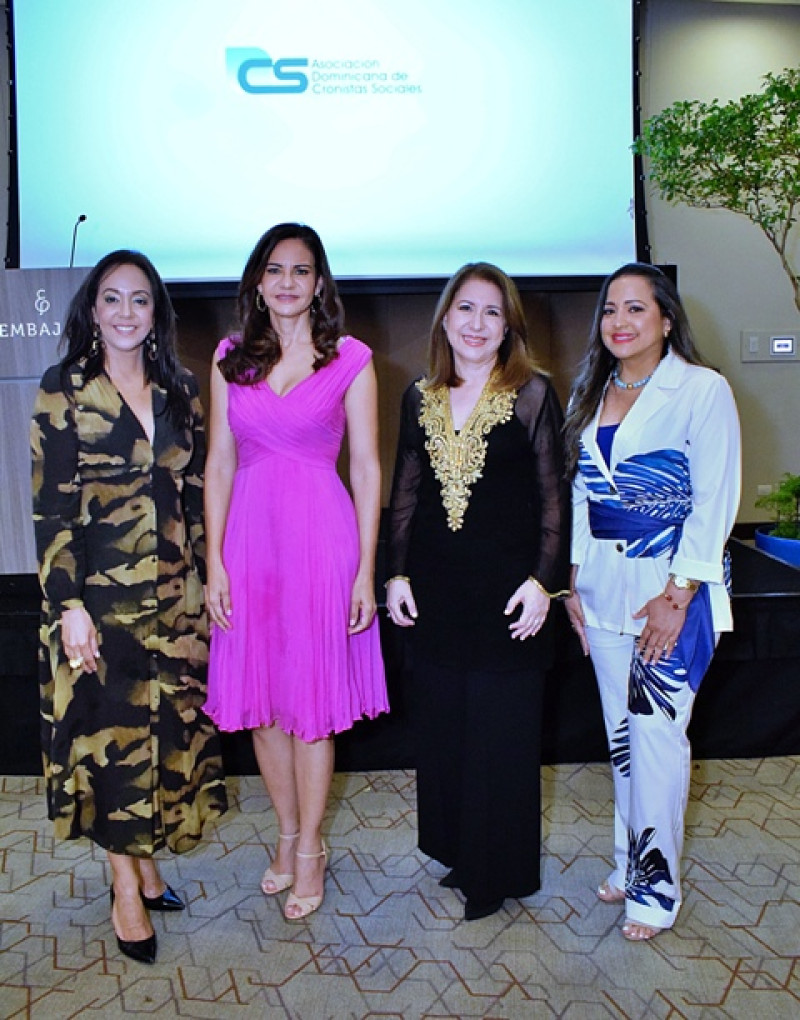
top-left (669, 573), bottom-right (699, 592)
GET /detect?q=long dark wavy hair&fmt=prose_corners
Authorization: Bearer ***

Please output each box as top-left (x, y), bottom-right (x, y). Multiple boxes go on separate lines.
top-left (563, 263), bottom-right (708, 475)
top-left (426, 262), bottom-right (541, 391)
top-left (60, 249), bottom-right (191, 427)
top-left (219, 222), bottom-right (345, 385)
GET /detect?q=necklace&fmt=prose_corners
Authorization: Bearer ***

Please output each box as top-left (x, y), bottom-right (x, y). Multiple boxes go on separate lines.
top-left (611, 367), bottom-right (654, 391)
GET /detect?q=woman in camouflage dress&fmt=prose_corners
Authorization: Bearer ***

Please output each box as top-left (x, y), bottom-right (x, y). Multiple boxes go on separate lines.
top-left (31, 251), bottom-right (227, 965)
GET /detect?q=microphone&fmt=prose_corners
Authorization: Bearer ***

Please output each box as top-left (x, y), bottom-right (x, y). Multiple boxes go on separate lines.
top-left (69, 214), bottom-right (87, 268)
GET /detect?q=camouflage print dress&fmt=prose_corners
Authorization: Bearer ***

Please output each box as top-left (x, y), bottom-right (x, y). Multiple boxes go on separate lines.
top-left (31, 362), bottom-right (227, 856)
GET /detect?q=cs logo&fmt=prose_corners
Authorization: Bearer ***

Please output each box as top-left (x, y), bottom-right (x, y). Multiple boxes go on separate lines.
top-left (226, 47), bottom-right (309, 94)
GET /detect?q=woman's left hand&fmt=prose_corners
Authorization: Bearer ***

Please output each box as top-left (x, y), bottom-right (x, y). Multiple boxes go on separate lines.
top-left (505, 579), bottom-right (550, 640)
top-left (349, 573), bottom-right (377, 635)
top-left (632, 594), bottom-right (685, 665)
top-left (61, 606), bottom-right (99, 673)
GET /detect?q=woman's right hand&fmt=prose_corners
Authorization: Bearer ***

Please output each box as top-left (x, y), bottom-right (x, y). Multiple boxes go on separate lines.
top-left (385, 577), bottom-right (418, 628)
top-left (564, 590), bottom-right (590, 657)
top-left (61, 606), bottom-right (99, 673)
top-left (205, 561), bottom-right (233, 631)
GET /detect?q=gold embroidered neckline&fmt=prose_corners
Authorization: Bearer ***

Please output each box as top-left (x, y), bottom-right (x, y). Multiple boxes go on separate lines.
top-left (418, 374), bottom-right (517, 531)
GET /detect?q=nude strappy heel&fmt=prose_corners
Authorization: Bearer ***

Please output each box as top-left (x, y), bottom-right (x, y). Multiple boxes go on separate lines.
top-left (596, 880), bottom-right (626, 904)
top-left (260, 832), bottom-right (299, 896)
top-left (284, 843), bottom-right (328, 921)
top-left (622, 919), bottom-right (663, 941)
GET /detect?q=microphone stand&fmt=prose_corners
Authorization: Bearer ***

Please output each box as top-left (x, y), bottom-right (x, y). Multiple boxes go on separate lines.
top-left (69, 215), bottom-right (87, 268)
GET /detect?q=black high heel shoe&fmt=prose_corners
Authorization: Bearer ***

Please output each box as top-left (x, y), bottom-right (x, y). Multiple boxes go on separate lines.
top-left (439, 870), bottom-right (461, 889)
top-left (116, 930), bottom-right (157, 965)
top-left (110, 887), bottom-right (158, 964)
top-left (141, 885), bottom-right (185, 911)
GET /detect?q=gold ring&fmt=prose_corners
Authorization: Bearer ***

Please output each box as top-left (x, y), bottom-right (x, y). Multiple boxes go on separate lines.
top-left (68, 657), bottom-right (84, 669)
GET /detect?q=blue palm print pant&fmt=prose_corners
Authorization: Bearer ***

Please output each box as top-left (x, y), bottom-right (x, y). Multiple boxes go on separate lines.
top-left (586, 625), bottom-right (700, 930)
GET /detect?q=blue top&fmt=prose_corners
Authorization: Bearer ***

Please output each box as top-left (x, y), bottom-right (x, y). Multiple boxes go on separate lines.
top-left (596, 423), bottom-right (619, 468)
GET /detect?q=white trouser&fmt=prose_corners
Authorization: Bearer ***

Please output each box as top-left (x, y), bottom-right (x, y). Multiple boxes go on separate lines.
top-left (586, 625), bottom-right (699, 929)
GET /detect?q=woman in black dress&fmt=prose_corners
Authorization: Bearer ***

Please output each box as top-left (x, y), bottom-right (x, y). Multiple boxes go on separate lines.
top-left (385, 263), bottom-right (570, 921)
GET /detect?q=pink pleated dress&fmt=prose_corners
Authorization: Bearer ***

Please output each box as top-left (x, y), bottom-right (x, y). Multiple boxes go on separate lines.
top-left (206, 335), bottom-right (388, 741)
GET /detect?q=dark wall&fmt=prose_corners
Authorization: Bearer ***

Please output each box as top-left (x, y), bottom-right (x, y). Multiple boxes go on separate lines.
top-left (172, 286), bottom-right (599, 503)
top-left (5, 540), bottom-right (800, 776)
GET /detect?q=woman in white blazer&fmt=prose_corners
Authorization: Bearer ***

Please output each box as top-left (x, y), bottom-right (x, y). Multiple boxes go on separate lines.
top-left (564, 264), bottom-right (740, 941)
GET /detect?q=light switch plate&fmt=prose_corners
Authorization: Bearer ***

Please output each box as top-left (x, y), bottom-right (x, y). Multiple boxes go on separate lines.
top-left (740, 330), bottom-right (799, 363)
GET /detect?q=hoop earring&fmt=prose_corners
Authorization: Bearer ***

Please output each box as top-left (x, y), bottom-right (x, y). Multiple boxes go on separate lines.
top-left (146, 332), bottom-right (159, 362)
top-left (255, 292), bottom-right (267, 313)
top-left (89, 325), bottom-right (102, 358)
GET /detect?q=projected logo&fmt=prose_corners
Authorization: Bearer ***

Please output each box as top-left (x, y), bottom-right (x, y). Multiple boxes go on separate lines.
top-left (226, 47), bottom-right (309, 94)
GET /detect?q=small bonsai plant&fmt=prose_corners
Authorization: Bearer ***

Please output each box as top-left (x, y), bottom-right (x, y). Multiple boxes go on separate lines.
top-left (633, 66), bottom-right (800, 315)
top-left (755, 473), bottom-right (800, 539)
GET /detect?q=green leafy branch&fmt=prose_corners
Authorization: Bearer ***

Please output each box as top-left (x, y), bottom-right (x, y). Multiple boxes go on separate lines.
top-left (634, 67), bottom-right (800, 314)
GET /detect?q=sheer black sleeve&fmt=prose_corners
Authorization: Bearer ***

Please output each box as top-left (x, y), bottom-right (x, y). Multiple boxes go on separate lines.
top-left (515, 375), bottom-right (571, 596)
top-left (385, 381), bottom-right (424, 580)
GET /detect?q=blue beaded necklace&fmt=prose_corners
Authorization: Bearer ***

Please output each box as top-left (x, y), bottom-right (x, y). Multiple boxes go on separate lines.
top-left (611, 367), bottom-right (654, 391)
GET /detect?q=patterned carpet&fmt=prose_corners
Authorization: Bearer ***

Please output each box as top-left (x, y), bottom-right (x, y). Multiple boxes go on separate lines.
top-left (1, 758), bottom-right (799, 1019)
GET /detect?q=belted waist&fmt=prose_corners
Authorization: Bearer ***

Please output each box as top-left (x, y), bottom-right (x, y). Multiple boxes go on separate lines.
top-left (588, 499), bottom-right (687, 549)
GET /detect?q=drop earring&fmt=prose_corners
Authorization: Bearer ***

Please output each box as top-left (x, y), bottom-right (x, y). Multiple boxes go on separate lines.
top-left (90, 325), bottom-right (102, 358)
top-left (256, 292), bottom-right (267, 312)
top-left (146, 332), bottom-right (158, 362)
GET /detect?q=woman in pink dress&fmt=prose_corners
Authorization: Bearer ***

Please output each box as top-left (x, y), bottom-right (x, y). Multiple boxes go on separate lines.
top-left (204, 223), bottom-right (387, 920)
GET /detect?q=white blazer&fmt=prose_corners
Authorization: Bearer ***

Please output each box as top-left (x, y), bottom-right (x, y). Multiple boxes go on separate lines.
top-left (572, 350), bottom-right (741, 636)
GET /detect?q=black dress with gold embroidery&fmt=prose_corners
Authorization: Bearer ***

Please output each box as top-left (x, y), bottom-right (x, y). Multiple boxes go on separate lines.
top-left (387, 373), bottom-right (570, 905)
top-left (388, 374), bottom-right (570, 669)
top-left (31, 363), bottom-right (227, 856)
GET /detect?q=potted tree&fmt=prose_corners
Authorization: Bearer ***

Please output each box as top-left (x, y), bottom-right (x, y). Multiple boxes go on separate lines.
top-left (754, 473), bottom-right (800, 567)
top-left (636, 69), bottom-right (800, 568)
top-left (633, 67), bottom-right (800, 314)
